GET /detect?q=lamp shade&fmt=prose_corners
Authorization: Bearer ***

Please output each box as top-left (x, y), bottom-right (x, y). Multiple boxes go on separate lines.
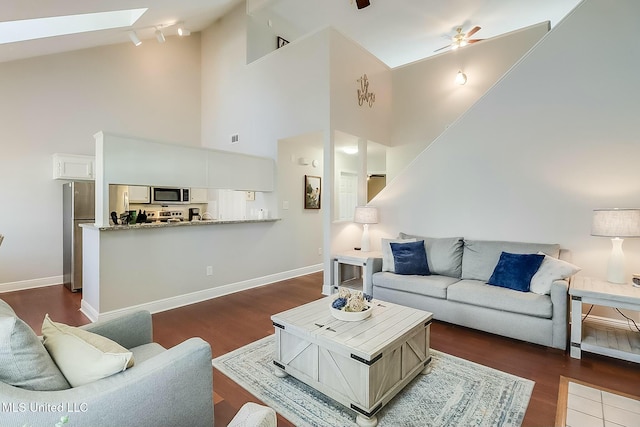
top-left (591, 209), bottom-right (640, 237)
top-left (354, 206), bottom-right (378, 224)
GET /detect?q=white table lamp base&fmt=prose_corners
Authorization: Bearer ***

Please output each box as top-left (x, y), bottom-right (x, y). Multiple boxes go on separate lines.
top-left (361, 224), bottom-right (371, 252)
top-left (607, 238), bottom-right (626, 284)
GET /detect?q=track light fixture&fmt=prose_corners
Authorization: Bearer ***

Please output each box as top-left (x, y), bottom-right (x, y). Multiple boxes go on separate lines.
top-left (155, 28), bottom-right (165, 43)
top-left (177, 22), bottom-right (191, 36)
top-left (128, 30), bottom-right (141, 46)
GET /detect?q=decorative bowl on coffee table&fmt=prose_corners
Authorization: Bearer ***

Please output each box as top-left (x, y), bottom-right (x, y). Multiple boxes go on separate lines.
top-left (330, 305), bottom-right (372, 321)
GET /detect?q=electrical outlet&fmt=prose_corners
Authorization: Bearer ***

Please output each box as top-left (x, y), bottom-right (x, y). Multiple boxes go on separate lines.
top-left (230, 133), bottom-right (239, 144)
top-left (206, 266), bottom-right (213, 276)
top-left (282, 201), bottom-right (289, 210)
top-left (318, 247), bottom-right (323, 255)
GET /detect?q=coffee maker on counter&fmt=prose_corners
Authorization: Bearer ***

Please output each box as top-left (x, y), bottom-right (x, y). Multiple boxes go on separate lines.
top-left (189, 207), bottom-right (201, 221)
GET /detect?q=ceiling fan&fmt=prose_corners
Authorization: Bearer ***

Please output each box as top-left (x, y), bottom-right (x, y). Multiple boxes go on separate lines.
top-left (351, 0), bottom-right (371, 10)
top-left (434, 26), bottom-right (483, 52)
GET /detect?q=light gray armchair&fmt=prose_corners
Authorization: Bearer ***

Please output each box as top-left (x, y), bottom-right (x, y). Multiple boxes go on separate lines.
top-left (0, 308), bottom-right (214, 427)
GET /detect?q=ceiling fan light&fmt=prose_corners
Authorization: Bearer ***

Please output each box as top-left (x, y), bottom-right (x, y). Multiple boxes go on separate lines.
top-left (459, 40), bottom-right (468, 47)
top-left (455, 71), bottom-right (467, 85)
top-left (451, 43), bottom-right (459, 50)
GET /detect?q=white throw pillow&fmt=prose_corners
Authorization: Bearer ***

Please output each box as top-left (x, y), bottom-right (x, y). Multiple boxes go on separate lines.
top-left (529, 252), bottom-right (581, 295)
top-left (381, 238), bottom-right (416, 272)
top-left (41, 314), bottom-right (134, 387)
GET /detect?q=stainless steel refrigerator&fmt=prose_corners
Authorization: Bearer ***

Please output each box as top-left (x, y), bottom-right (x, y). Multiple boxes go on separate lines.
top-left (63, 181), bottom-right (95, 292)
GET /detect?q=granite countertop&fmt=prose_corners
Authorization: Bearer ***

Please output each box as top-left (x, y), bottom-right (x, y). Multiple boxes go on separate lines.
top-left (80, 218), bottom-right (280, 231)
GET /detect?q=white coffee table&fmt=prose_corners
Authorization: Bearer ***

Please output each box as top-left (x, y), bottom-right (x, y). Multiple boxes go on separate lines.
top-left (271, 297), bottom-right (432, 427)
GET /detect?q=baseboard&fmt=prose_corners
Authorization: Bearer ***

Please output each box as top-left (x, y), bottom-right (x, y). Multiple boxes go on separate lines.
top-left (81, 264), bottom-right (323, 322)
top-left (0, 275), bottom-right (63, 293)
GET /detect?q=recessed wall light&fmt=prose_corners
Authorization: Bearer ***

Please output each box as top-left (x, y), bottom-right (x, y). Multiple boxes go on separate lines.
top-left (0, 8), bottom-right (147, 45)
top-left (455, 70), bottom-right (467, 85)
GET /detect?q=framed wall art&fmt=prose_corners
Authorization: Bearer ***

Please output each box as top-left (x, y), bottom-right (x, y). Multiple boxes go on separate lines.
top-left (277, 36), bottom-right (289, 49)
top-left (304, 175), bottom-right (321, 209)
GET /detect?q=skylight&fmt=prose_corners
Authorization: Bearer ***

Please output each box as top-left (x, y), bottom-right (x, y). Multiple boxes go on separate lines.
top-left (0, 8), bottom-right (148, 44)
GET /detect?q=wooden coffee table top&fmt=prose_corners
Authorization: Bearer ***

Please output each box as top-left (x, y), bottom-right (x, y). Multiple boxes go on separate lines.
top-left (272, 297), bottom-right (432, 361)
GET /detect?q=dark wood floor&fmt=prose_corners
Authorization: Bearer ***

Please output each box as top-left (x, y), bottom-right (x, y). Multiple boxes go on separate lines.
top-left (3, 273), bottom-right (640, 426)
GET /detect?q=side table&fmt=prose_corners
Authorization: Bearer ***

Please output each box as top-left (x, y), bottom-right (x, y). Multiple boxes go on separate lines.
top-left (569, 276), bottom-right (640, 363)
top-left (332, 250), bottom-right (382, 296)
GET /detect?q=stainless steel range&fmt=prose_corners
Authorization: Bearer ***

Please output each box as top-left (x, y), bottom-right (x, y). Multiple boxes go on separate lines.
top-left (146, 210), bottom-right (185, 222)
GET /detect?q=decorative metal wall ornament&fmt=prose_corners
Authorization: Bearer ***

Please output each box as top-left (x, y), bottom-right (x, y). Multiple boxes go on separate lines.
top-left (357, 74), bottom-right (376, 108)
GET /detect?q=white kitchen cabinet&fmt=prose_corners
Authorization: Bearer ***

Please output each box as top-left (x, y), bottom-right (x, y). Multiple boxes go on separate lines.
top-left (190, 188), bottom-right (208, 203)
top-left (53, 154), bottom-right (95, 180)
top-left (129, 186), bottom-right (150, 204)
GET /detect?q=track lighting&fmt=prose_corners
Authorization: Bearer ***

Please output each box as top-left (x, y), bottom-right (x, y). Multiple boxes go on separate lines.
top-left (155, 28), bottom-right (165, 43)
top-left (177, 23), bottom-right (191, 36)
top-left (128, 30), bottom-right (141, 46)
top-left (455, 70), bottom-right (467, 85)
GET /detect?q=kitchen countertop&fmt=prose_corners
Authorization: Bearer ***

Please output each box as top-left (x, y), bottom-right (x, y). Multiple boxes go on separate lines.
top-left (80, 218), bottom-right (280, 231)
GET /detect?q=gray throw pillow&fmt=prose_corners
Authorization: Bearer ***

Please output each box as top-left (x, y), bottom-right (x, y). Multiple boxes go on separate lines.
top-left (399, 233), bottom-right (464, 278)
top-left (0, 299), bottom-right (70, 391)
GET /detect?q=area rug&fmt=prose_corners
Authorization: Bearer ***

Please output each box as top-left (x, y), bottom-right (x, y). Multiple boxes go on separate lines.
top-left (213, 335), bottom-right (534, 427)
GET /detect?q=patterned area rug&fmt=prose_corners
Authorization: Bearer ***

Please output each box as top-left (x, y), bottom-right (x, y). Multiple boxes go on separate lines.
top-left (213, 335), bottom-right (534, 427)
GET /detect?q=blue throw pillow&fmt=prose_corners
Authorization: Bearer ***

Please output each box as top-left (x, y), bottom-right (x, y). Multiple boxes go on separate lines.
top-left (390, 241), bottom-right (430, 276)
top-left (487, 252), bottom-right (545, 292)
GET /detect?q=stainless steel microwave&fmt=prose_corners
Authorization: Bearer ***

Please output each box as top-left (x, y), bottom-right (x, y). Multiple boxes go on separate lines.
top-left (151, 187), bottom-right (190, 204)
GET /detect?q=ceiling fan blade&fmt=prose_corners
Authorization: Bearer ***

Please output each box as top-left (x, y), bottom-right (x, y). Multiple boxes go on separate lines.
top-left (355, 0), bottom-right (371, 9)
top-left (465, 26), bottom-right (481, 38)
top-left (467, 39), bottom-right (484, 44)
top-left (434, 44), bottom-right (451, 52)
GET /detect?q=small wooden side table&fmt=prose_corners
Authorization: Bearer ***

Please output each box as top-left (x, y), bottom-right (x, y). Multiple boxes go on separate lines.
top-left (569, 276), bottom-right (640, 363)
top-left (332, 250), bottom-right (382, 296)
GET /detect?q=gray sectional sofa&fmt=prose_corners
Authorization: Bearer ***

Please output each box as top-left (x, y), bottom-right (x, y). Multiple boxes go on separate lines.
top-left (372, 234), bottom-right (572, 350)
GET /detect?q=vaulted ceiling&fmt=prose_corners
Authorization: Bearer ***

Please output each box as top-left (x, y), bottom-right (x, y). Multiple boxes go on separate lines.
top-left (1, 0), bottom-right (582, 67)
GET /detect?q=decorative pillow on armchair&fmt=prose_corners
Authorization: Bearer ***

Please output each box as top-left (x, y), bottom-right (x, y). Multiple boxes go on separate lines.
top-left (0, 311), bottom-right (70, 391)
top-left (390, 240), bottom-right (431, 276)
top-left (487, 252), bottom-right (545, 292)
top-left (42, 314), bottom-right (134, 387)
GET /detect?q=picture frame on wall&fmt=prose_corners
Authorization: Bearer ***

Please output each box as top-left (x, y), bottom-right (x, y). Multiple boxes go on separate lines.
top-left (277, 36), bottom-right (289, 49)
top-left (304, 175), bottom-right (321, 209)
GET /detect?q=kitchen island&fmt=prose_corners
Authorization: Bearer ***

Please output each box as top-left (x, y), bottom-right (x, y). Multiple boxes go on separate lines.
top-left (86, 218), bottom-right (280, 231)
top-left (80, 217), bottom-right (299, 322)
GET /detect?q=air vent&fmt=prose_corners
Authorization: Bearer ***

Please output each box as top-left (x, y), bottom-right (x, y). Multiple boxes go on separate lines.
top-left (230, 133), bottom-right (239, 144)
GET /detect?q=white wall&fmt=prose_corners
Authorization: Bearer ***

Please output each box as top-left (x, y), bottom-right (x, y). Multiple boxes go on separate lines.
top-left (200, 3), bottom-right (330, 288)
top-left (0, 35), bottom-right (201, 289)
top-left (373, 0), bottom-right (640, 291)
top-left (389, 22), bottom-right (549, 181)
top-left (201, 3), bottom-right (330, 158)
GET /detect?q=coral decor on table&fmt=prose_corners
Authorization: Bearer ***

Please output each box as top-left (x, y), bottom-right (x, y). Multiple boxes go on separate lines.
top-left (330, 288), bottom-right (373, 321)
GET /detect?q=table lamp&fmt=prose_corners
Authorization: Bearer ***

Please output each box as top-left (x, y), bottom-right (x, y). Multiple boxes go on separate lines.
top-left (354, 206), bottom-right (378, 252)
top-left (591, 208), bottom-right (640, 284)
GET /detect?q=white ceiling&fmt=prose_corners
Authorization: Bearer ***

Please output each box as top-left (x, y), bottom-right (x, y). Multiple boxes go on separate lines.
top-left (0, 0), bottom-right (582, 66)
top-left (0, 0), bottom-right (244, 63)
top-left (253, 0), bottom-right (583, 68)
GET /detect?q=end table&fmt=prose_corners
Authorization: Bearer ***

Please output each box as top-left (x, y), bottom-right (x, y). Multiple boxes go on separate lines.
top-left (332, 250), bottom-right (382, 296)
top-left (569, 276), bottom-right (640, 363)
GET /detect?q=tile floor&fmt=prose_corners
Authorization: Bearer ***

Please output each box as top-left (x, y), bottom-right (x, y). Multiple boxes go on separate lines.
top-left (566, 380), bottom-right (640, 427)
